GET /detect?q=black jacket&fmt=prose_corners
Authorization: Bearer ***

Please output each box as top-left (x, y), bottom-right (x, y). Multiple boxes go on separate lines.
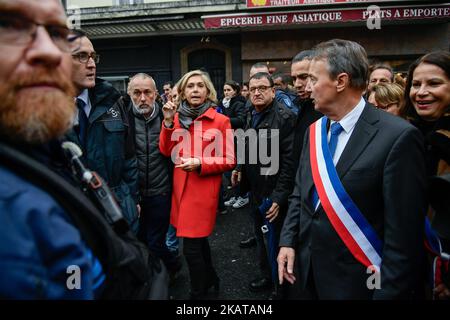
top-left (292, 98), bottom-right (323, 168)
top-left (239, 100), bottom-right (297, 208)
top-left (219, 95), bottom-right (247, 130)
top-left (66, 78), bottom-right (139, 233)
top-left (409, 108), bottom-right (450, 176)
top-left (123, 96), bottom-right (172, 198)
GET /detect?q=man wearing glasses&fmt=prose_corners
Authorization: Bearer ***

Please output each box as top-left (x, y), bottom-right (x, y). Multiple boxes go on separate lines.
top-left (68, 32), bottom-right (140, 234)
top-left (0, 0), bottom-right (98, 299)
top-left (232, 72), bottom-right (296, 298)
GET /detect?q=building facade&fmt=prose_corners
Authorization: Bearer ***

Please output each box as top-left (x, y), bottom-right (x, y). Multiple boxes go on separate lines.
top-left (66, 0), bottom-right (449, 95)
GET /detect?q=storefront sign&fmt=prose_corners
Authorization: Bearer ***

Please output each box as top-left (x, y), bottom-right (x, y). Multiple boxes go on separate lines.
top-left (247, 0), bottom-right (406, 8)
top-left (204, 5), bottom-right (450, 29)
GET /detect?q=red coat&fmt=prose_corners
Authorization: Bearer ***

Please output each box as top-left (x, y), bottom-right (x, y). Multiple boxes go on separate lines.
top-left (159, 108), bottom-right (236, 238)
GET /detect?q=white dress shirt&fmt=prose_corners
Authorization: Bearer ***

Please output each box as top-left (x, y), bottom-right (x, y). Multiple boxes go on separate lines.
top-left (75, 89), bottom-right (92, 125)
top-left (329, 97), bottom-right (366, 165)
top-left (314, 97), bottom-right (365, 211)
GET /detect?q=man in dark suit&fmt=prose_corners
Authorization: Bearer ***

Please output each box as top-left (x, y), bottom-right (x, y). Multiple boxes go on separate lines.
top-left (277, 39), bottom-right (427, 299)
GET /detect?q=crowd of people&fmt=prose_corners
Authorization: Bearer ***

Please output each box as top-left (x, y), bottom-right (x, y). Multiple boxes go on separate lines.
top-left (0, 0), bottom-right (449, 300)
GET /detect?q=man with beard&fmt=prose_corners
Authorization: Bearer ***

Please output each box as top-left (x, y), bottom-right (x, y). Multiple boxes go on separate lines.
top-left (291, 50), bottom-right (323, 167)
top-left (68, 32), bottom-right (139, 234)
top-left (0, 0), bottom-right (99, 298)
top-left (124, 73), bottom-right (181, 278)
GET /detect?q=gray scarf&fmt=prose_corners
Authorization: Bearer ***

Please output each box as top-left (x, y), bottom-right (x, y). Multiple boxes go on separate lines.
top-left (178, 100), bottom-right (212, 129)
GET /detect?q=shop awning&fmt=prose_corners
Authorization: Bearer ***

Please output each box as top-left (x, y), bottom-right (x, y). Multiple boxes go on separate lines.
top-left (81, 18), bottom-right (206, 38)
top-left (246, 0), bottom-right (401, 9)
top-left (203, 4), bottom-right (449, 29)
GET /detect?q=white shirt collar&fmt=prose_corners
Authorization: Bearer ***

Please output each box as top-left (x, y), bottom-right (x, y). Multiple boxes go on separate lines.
top-left (330, 97), bottom-right (365, 133)
top-left (77, 89), bottom-right (89, 106)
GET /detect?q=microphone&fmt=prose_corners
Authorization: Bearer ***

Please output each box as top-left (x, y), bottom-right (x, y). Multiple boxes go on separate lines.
top-left (62, 141), bottom-right (129, 233)
top-left (62, 141), bottom-right (93, 183)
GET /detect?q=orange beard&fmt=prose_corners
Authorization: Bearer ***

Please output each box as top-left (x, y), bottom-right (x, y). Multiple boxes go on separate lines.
top-left (0, 69), bottom-right (76, 144)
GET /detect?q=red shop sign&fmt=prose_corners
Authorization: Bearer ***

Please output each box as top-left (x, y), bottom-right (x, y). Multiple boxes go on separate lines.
top-left (247, 0), bottom-right (409, 9)
top-left (204, 5), bottom-right (450, 29)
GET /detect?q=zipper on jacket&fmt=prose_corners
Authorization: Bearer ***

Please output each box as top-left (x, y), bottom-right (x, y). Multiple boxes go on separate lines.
top-left (145, 121), bottom-right (149, 192)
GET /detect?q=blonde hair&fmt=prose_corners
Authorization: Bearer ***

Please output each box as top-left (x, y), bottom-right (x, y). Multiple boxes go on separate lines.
top-left (177, 70), bottom-right (217, 105)
top-left (372, 82), bottom-right (404, 107)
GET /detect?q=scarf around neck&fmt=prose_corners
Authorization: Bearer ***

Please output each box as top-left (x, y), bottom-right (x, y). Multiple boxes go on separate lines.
top-left (222, 97), bottom-right (231, 109)
top-left (178, 100), bottom-right (212, 129)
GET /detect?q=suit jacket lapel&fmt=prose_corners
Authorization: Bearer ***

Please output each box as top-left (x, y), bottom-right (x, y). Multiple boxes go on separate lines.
top-left (302, 128), bottom-right (316, 212)
top-left (335, 103), bottom-right (379, 179)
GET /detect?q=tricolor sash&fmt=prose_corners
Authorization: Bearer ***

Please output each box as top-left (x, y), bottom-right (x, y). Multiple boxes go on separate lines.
top-left (424, 218), bottom-right (450, 297)
top-left (309, 117), bottom-right (383, 269)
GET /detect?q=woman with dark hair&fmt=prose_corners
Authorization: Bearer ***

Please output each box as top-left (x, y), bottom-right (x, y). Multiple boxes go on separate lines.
top-left (217, 81), bottom-right (248, 212)
top-left (160, 70), bottom-right (236, 299)
top-left (218, 80), bottom-right (247, 130)
top-left (403, 51), bottom-right (450, 300)
top-left (403, 51), bottom-right (450, 176)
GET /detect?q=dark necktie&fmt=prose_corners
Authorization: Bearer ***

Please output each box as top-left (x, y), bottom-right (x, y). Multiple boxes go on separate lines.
top-left (310, 122), bottom-right (344, 209)
top-left (76, 98), bottom-right (88, 147)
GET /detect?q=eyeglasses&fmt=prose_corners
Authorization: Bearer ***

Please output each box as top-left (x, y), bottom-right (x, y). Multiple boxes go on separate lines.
top-left (72, 52), bottom-right (100, 64)
top-left (249, 85), bottom-right (272, 94)
top-left (376, 102), bottom-right (398, 110)
top-left (0, 14), bottom-right (81, 53)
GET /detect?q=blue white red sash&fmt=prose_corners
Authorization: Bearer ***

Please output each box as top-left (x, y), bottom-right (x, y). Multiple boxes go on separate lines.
top-left (309, 117), bottom-right (383, 269)
top-left (424, 218), bottom-right (450, 297)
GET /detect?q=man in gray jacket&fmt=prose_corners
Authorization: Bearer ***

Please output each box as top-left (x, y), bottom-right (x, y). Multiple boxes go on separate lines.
top-left (126, 73), bottom-right (180, 276)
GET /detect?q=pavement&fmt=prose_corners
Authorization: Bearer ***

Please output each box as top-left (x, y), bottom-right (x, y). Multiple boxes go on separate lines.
top-left (169, 202), bottom-right (275, 300)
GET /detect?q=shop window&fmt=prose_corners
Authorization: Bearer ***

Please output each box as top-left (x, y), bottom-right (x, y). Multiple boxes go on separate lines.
top-left (100, 76), bottom-right (129, 95)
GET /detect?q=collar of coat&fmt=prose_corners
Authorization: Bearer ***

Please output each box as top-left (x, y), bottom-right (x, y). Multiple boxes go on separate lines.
top-left (192, 107), bottom-right (219, 121)
top-left (88, 78), bottom-right (121, 108)
top-left (245, 100), bottom-right (276, 129)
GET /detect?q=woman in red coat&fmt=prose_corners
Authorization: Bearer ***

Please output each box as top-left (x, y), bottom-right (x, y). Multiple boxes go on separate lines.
top-left (160, 70), bottom-right (236, 299)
